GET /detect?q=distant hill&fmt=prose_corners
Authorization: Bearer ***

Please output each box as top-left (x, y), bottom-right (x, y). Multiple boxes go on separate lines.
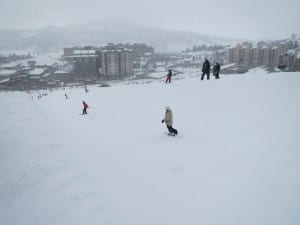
top-left (0, 21), bottom-right (236, 53)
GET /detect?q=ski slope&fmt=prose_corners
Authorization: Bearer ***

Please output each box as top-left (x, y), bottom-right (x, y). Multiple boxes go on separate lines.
top-left (0, 69), bottom-right (300, 225)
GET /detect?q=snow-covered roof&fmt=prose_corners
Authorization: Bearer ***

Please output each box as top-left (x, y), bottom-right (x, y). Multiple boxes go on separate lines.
top-left (184, 58), bottom-right (193, 62)
top-left (74, 50), bottom-right (96, 54)
top-left (28, 68), bottom-right (45, 76)
top-left (102, 48), bottom-right (132, 53)
top-left (42, 73), bottom-right (51, 77)
top-left (0, 78), bottom-right (9, 83)
top-left (287, 49), bottom-right (296, 54)
top-left (29, 76), bottom-right (41, 79)
top-left (0, 69), bottom-right (16, 76)
top-left (75, 54), bottom-right (97, 58)
top-left (54, 71), bottom-right (69, 75)
top-left (182, 51), bottom-right (213, 56)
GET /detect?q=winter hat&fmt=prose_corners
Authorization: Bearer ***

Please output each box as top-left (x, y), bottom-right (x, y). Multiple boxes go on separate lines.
top-left (165, 106), bottom-right (170, 111)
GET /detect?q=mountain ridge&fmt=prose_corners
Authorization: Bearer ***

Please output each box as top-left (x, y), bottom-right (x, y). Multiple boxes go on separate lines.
top-left (0, 21), bottom-right (236, 53)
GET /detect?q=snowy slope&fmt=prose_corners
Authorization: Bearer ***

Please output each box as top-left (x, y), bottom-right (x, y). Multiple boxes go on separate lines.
top-left (0, 69), bottom-right (300, 225)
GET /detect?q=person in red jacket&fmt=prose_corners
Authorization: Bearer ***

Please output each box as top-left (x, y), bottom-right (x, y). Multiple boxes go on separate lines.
top-left (82, 101), bottom-right (89, 114)
top-left (165, 70), bottom-right (172, 83)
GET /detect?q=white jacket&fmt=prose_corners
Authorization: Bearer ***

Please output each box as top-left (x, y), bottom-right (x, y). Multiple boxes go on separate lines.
top-left (164, 109), bottom-right (173, 126)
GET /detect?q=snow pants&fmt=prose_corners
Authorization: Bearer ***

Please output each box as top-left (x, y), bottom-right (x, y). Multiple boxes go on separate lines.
top-left (214, 72), bottom-right (220, 79)
top-left (165, 76), bottom-right (171, 83)
top-left (201, 71), bottom-right (210, 80)
top-left (167, 125), bottom-right (178, 135)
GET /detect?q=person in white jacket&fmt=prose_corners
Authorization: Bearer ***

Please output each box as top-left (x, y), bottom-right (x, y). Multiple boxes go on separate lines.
top-left (161, 106), bottom-right (178, 136)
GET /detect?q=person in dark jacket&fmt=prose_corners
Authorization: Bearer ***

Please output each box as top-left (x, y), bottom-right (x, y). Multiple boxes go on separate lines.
top-left (165, 70), bottom-right (172, 83)
top-left (161, 106), bottom-right (178, 136)
top-left (201, 58), bottom-right (211, 80)
top-left (213, 62), bottom-right (221, 79)
top-left (82, 101), bottom-right (89, 114)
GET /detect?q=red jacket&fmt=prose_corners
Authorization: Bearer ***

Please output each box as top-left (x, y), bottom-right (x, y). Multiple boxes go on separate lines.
top-left (83, 102), bottom-right (88, 109)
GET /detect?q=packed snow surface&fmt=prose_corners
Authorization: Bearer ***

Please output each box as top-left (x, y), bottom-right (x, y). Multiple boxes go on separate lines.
top-left (0, 68), bottom-right (300, 225)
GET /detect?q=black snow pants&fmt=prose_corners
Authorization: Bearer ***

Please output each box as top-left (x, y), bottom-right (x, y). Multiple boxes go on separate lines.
top-left (167, 126), bottom-right (178, 135)
top-left (201, 71), bottom-right (210, 80)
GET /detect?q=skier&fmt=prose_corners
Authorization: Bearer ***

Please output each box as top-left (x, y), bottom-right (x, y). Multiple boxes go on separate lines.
top-left (165, 70), bottom-right (172, 83)
top-left (82, 101), bottom-right (89, 114)
top-left (65, 93), bottom-right (69, 99)
top-left (201, 58), bottom-right (211, 80)
top-left (213, 62), bottom-right (221, 79)
top-left (161, 106), bottom-right (178, 136)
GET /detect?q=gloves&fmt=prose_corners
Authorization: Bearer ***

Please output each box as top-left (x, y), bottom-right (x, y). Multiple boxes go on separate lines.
top-left (161, 119), bottom-right (164, 123)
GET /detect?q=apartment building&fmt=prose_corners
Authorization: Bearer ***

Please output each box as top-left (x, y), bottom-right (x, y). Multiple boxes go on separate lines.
top-left (97, 44), bottom-right (133, 79)
top-left (227, 40), bottom-right (299, 70)
top-left (70, 50), bottom-right (98, 78)
top-left (63, 44), bottom-right (134, 80)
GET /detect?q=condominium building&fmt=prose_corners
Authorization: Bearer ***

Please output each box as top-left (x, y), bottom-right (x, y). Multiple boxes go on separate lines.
top-left (97, 44), bottom-right (133, 79)
top-left (269, 47), bottom-right (280, 67)
top-left (62, 44), bottom-right (134, 80)
top-left (226, 40), bottom-right (299, 70)
top-left (68, 50), bottom-right (98, 78)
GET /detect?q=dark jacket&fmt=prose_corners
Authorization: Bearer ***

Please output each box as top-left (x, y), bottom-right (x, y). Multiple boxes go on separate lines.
top-left (213, 63), bottom-right (221, 75)
top-left (202, 60), bottom-right (211, 73)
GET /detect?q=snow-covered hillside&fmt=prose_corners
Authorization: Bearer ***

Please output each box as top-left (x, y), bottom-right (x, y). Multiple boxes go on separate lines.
top-left (0, 69), bottom-right (300, 225)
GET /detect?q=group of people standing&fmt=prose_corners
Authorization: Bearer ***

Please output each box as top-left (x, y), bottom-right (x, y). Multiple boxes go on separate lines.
top-left (165, 58), bottom-right (221, 84)
top-left (201, 58), bottom-right (221, 80)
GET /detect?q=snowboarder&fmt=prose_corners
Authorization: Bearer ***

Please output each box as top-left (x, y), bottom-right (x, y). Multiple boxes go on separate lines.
top-left (213, 62), bottom-right (221, 79)
top-left (201, 58), bottom-right (211, 80)
top-left (165, 70), bottom-right (172, 83)
top-left (161, 106), bottom-right (178, 136)
top-left (82, 101), bottom-right (89, 114)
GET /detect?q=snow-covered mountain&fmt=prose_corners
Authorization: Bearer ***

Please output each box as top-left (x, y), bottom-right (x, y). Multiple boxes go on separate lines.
top-left (0, 68), bottom-right (300, 225)
top-left (0, 21), bottom-right (235, 52)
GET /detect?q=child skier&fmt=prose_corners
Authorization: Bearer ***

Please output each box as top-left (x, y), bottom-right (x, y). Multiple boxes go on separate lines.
top-left (82, 101), bottom-right (89, 114)
top-left (165, 70), bottom-right (172, 83)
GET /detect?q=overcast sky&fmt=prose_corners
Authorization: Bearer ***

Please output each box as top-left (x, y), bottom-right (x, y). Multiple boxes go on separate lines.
top-left (0, 0), bottom-right (299, 39)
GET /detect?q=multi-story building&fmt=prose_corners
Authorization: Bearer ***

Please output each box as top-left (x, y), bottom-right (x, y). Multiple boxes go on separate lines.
top-left (268, 47), bottom-right (280, 67)
top-left (63, 44), bottom-right (134, 80)
top-left (226, 39), bottom-right (299, 71)
top-left (97, 44), bottom-right (134, 79)
top-left (240, 46), bottom-right (252, 66)
top-left (69, 50), bottom-right (98, 79)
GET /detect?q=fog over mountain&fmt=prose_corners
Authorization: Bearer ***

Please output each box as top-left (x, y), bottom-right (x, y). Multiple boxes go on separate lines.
top-left (0, 21), bottom-right (235, 53)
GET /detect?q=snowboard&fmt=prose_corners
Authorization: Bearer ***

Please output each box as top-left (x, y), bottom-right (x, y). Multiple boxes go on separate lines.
top-left (164, 132), bottom-right (178, 137)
